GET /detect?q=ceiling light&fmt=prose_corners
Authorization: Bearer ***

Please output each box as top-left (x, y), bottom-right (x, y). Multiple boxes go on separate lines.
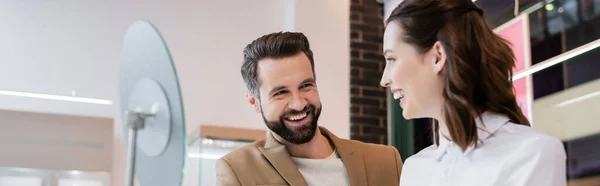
top-left (0, 90), bottom-right (113, 105)
top-left (556, 90), bottom-right (600, 107)
top-left (513, 38), bottom-right (600, 81)
top-left (545, 4), bottom-right (555, 11)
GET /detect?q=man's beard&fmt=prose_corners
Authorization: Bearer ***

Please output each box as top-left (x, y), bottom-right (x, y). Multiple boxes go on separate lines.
top-left (260, 104), bottom-right (322, 144)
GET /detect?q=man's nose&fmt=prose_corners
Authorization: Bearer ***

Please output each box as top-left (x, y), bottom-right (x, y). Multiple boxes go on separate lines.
top-left (289, 94), bottom-right (308, 111)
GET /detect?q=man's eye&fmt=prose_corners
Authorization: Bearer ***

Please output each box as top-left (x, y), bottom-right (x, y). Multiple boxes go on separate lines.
top-left (274, 91), bottom-right (287, 96)
top-left (301, 83), bottom-right (313, 88)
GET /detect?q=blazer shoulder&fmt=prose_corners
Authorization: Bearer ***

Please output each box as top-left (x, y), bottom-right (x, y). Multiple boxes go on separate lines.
top-left (341, 138), bottom-right (396, 151)
top-left (339, 138), bottom-right (401, 158)
top-left (338, 138), bottom-right (403, 179)
top-left (216, 140), bottom-right (267, 186)
top-left (220, 139), bottom-right (266, 164)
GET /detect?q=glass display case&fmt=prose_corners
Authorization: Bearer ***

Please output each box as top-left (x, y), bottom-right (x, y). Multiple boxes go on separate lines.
top-left (183, 137), bottom-right (252, 186)
top-left (0, 167), bottom-right (109, 186)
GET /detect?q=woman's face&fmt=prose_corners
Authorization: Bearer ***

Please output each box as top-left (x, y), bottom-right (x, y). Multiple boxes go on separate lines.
top-left (380, 22), bottom-right (446, 119)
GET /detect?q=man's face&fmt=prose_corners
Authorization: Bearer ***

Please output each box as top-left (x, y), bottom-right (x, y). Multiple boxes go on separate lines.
top-left (247, 52), bottom-right (322, 144)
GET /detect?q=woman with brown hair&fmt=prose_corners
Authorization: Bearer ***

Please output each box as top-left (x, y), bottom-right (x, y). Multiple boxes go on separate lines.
top-left (380, 0), bottom-right (567, 185)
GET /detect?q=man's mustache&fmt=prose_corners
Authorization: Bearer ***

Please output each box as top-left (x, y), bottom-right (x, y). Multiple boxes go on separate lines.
top-left (281, 106), bottom-right (313, 117)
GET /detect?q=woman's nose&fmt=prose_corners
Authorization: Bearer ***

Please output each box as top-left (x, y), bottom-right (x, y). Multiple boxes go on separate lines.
top-left (380, 75), bottom-right (391, 87)
top-left (380, 64), bottom-right (391, 87)
top-left (381, 79), bottom-right (391, 87)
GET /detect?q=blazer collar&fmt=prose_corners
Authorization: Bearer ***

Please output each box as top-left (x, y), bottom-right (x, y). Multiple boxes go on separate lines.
top-left (320, 127), bottom-right (368, 186)
top-left (259, 131), bottom-right (308, 186)
top-left (259, 126), bottom-right (368, 186)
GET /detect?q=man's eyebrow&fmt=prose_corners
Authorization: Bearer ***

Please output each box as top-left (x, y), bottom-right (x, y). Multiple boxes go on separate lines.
top-left (268, 85), bottom-right (286, 95)
top-left (301, 78), bottom-right (316, 84)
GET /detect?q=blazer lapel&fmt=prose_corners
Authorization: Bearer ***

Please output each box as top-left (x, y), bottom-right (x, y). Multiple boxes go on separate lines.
top-left (259, 132), bottom-right (308, 186)
top-left (321, 127), bottom-right (368, 186)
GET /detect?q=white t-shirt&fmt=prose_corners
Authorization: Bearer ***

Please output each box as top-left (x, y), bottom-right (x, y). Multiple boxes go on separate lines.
top-left (291, 149), bottom-right (350, 186)
top-left (399, 111), bottom-right (567, 186)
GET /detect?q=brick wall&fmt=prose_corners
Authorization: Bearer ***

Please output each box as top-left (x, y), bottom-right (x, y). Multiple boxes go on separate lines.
top-left (349, 0), bottom-right (388, 144)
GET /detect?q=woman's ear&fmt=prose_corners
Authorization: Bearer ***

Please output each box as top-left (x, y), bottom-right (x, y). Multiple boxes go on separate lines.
top-left (431, 41), bottom-right (447, 74)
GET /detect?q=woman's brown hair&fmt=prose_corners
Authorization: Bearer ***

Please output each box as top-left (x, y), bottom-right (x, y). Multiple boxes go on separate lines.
top-left (386, 0), bottom-right (530, 151)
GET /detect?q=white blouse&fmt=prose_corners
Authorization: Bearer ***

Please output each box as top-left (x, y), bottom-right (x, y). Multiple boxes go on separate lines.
top-left (399, 111), bottom-right (567, 186)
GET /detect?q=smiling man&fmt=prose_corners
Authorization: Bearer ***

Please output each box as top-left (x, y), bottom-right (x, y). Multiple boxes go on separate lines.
top-left (216, 32), bottom-right (403, 186)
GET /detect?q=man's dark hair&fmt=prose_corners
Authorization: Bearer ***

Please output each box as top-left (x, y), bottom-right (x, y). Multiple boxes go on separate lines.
top-left (241, 32), bottom-right (315, 97)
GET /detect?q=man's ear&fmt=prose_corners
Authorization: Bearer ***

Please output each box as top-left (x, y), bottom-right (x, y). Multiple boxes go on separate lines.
top-left (431, 41), bottom-right (447, 74)
top-left (246, 90), bottom-right (260, 113)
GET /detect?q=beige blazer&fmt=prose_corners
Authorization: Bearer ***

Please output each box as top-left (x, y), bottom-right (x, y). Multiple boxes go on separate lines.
top-left (216, 126), bottom-right (403, 186)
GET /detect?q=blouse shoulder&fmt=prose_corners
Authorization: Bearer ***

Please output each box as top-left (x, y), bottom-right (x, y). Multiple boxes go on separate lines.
top-left (502, 123), bottom-right (566, 161)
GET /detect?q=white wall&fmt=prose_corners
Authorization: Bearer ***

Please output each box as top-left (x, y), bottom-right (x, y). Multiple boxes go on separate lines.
top-left (293, 0), bottom-right (351, 139)
top-left (0, 1), bottom-right (124, 118)
top-left (1, 0), bottom-right (350, 185)
top-left (0, 0), bottom-right (292, 128)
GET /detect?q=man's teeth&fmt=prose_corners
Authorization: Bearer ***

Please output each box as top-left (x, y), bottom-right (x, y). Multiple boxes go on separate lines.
top-left (393, 92), bottom-right (404, 100)
top-left (287, 112), bottom-right (308, 121)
